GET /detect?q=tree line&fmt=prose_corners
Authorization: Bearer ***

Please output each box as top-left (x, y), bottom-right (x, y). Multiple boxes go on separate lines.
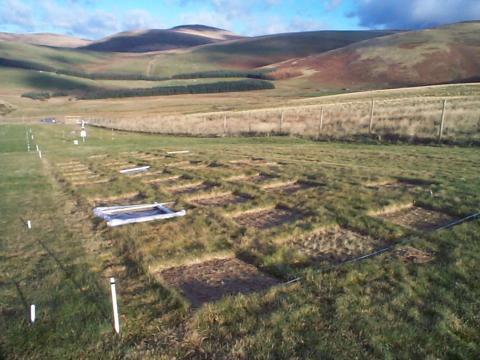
top-left (0, 57), bottom-right (275, 81)
top-left (80, 79), bottom-right (275, 99)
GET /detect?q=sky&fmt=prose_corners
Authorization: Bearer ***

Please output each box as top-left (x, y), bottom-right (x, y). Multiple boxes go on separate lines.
top-left (0, 0), bottom-right (479, 39)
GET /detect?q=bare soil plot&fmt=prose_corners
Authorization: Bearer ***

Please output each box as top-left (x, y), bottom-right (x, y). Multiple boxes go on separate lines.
top-left (158, 258), bottom-right (280, 307)
top-left (169, 182), bottom-right (215, 195)
top-left (288, 226), bottom-right (382, 264)
top-left (142, 175), bottom-right (181, 185)
top-left (190, 192), bottom-right (250, 207)
top-left (233, 207), bottom-right (301, 229)
top-left (375, 205), bottom-right (457, 231)
top-left (263, 181), bottom-right (314, 194)
top-left (88, 191), bottom-right (143, 206)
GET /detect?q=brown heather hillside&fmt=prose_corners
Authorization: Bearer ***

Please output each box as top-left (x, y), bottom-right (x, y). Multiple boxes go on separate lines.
top-left (275, 22), bottom-right (480, 89)
top-left (0, 32), bottom-right (91, 48)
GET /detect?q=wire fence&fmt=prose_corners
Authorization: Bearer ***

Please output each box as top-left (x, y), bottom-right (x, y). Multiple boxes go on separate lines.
top-left (4, 96), bottom-right (480, 143)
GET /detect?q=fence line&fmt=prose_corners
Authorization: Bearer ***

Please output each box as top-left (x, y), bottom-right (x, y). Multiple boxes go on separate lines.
top-left (3, 96), bottom-right (480, 142)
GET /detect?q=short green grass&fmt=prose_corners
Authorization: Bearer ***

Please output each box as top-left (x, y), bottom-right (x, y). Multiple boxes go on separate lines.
top-left (1, 124), bottom-right (479, 358)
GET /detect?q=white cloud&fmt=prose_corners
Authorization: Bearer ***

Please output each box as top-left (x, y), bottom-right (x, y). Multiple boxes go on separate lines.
top-left (179, 10), bottom-right (231, 30)
top-left (123, 9), bottom-right (162, 31)
top-left (0, 0), bottom-right (36, 30)
top-left (351, 0), bottom-right (480, 29)
top-left (38, 0), bottom-right (120, 38)
top-left (244, 15), bottom-right (324, 36)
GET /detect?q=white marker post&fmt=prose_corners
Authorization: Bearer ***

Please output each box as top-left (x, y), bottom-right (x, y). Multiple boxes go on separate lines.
top-left (36, 144), bottom-right (39, 152)
top-left (110, 277), bottom-right (120, 334)
top-left (80, 129), bottom-right (87, 143)
top-left (27, 220), bottom-right (32, 229)
top-left (30, 304), bottom-right (35, 324)
top-left (38, 150), bottom-right (42, 159)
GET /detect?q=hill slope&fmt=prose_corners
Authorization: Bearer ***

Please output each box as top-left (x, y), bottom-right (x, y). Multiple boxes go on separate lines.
top-left (275, 22), bottom-right (480, 88)
top-left (189, 30), bottom-right (396, 68)
top-left (82, 25), bottom-right (242, 52)
top-left (0, 32), bottom-right (91, 48)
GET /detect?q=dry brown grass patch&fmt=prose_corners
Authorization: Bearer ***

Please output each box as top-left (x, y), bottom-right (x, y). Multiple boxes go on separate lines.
top-left (288, 225), bottom-right (383, 264)
top-left (396, 246), bottom-right (434, 263)
top-left (373, 204), bottom-right (457, 231)
top-left (87, 191), bottom-right (142, 206)
top-left (142, 175), bottom-right (181, 185)
top-left (262, 181), bottom-right (313, 194)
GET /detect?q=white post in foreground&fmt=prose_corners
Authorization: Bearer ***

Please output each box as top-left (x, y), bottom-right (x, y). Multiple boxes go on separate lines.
top-left (27, 220), bottom-right (32, 229)
top-left (38, 150), bottom-right (42, 159)
top-left (110, 277), bottom-right (120, 334)
top-left (30, 304), bottom-right (35, 323)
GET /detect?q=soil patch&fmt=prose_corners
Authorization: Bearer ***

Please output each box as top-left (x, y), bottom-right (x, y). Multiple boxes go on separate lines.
top-left (233, 207), bottom-right (301, 229)
top-left (377, 206), bottom-right (456, 231)
top-left (159, 258), bottom-right (280, 307)
top-left (288, 226), bottom-right (382, 264)
top-left (170, 182), bottom-right (214, 195)
top-left (191, 193), bottom-right (250, 207)
top-left (264, 181), bottom-right (313, 194)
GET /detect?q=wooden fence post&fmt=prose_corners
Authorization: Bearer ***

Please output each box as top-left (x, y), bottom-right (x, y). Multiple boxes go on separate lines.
top-left (320, 107), bottom-right (324, 131)
top-left (223, 114), bottom-right (227, 136)
top-left (279, 110), bottom-right (284, 133)
top-left (438, 99), bottom-right (447, 142)
top-left (369, 99), bottom-right (375, 134)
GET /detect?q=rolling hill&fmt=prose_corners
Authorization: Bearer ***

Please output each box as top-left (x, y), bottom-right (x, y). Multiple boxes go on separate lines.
top-left (185, 30), bottom-right (397, 69)
top-left (275, 22), bottom-right (480, 89)
top-left (81, 25), bottom-right (242, 52)
top-left (0, 32), bottom-right (91, 48)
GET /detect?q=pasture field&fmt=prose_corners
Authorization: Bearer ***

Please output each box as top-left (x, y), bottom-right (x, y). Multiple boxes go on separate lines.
top-left (1, 124), bottom-right (479, 359)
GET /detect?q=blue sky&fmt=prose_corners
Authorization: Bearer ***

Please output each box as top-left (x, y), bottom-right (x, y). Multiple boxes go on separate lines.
top-left (0, 0), bottom-right (479, 39)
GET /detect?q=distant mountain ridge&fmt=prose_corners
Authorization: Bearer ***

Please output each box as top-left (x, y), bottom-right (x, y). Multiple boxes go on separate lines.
top-left (0, 32), bottom-right (91, 48)
top-left (81, 25), bottom-right (243, 52)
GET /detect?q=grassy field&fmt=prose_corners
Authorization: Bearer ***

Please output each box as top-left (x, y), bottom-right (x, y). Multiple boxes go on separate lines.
top-left (1, 123), bottom-right (479, 358)
top-left (74, 84), bottom-right (480, 144)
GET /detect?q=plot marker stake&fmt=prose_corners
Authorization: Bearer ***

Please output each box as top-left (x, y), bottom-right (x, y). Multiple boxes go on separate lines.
top-left (30, 304), bottom-right (35, 324)
top-left (27, 220), bottom-right (32, 229)
top-left (110, 277), bottom-right (120, 334)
